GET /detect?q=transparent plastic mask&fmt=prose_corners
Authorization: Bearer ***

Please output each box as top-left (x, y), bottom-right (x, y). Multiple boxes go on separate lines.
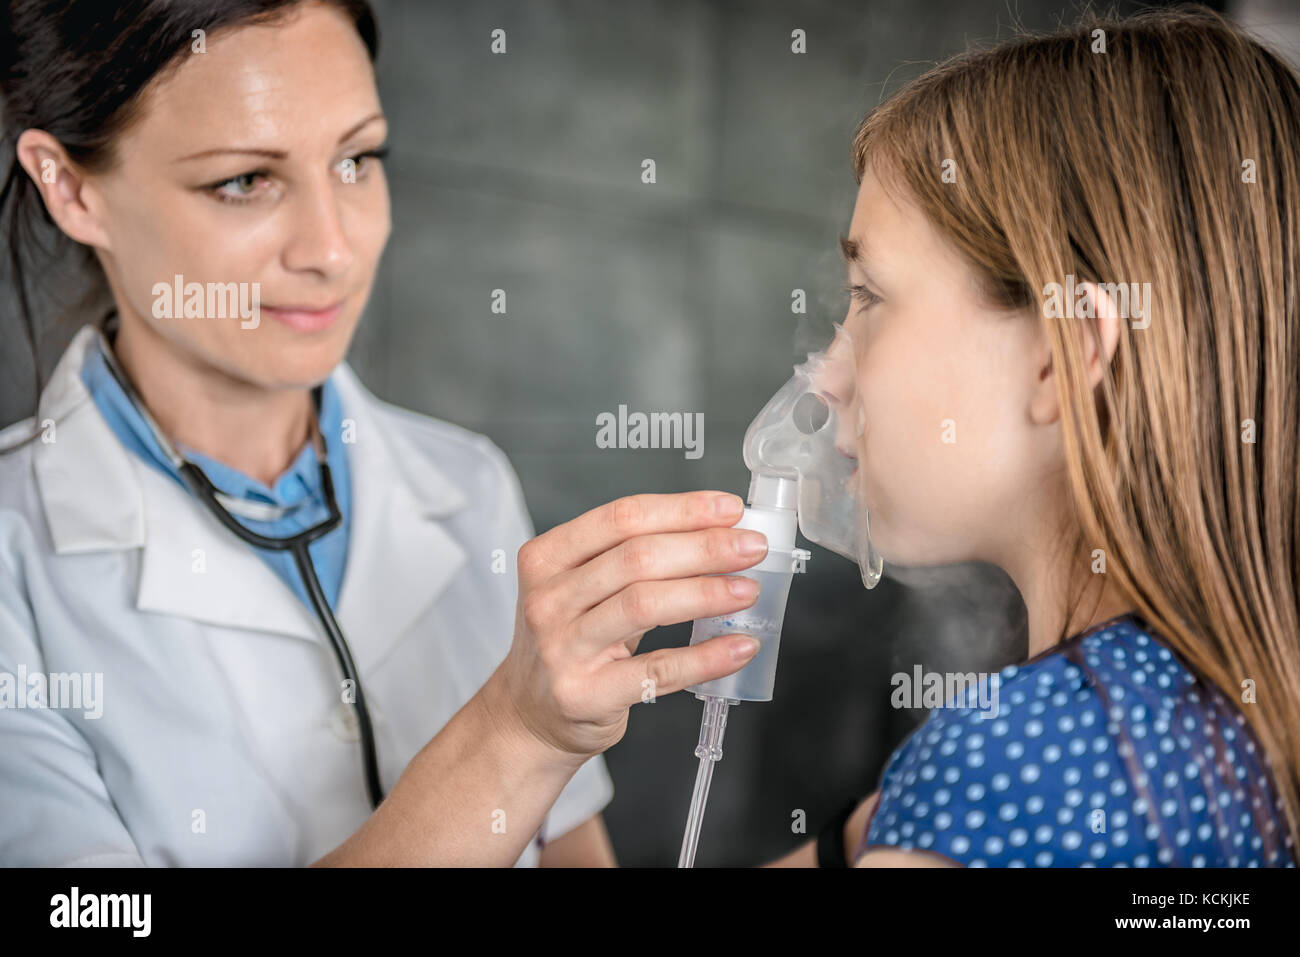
top-left (742, 325), bottom-right (883, 589)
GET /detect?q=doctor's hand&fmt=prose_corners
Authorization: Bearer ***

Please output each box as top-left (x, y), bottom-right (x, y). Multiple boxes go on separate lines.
top-left (489, 490), bottom-right (766, 762)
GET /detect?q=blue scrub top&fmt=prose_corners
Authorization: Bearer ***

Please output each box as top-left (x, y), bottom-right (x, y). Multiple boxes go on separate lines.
top-left (79, 337), bottom-right (352, 613)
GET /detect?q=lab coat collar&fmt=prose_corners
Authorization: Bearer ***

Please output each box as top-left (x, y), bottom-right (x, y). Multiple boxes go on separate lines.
top-left (34, 324), bottom-right (470, 673)
top-left (330, 361), bottom-right (470, 671)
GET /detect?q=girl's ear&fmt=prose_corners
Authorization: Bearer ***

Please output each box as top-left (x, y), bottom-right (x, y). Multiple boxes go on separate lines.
top-left (1028, 281), bottom-right (1123, 427)
top-left (15, 128), bottom-right (112, 250)
top-left (1077, 281), bottom-right (1123, 390)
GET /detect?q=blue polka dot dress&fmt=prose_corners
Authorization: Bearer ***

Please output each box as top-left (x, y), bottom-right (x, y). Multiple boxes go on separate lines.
top-left (856, 612), bottom-right (1296, 867)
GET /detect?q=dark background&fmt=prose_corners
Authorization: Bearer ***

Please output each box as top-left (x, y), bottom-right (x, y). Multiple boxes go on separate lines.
top-left (6, 0), bottom-right (1295, 866)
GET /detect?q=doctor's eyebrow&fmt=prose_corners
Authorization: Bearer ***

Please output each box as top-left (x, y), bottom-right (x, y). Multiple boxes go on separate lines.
top-left (173, 111), bottom-right (387, 163)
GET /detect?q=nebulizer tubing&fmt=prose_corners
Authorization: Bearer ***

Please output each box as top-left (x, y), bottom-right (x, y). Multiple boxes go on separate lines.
top-left (677, 338), bottom-right (883, 867)
top-left (677, 693), bottom-right (732, 868)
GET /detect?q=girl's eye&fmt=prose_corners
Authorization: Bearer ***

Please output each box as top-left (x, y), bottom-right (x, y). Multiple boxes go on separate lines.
top-left (844, 281), bottom-right (882, 310)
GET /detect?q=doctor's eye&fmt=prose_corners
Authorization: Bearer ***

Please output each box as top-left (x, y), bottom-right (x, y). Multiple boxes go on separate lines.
top-left (206, 146), bottom-right (389, 205)
top-left (210, 170), bottom-right (276, 205)
top-left (336, 146), bottom-right (389, 181)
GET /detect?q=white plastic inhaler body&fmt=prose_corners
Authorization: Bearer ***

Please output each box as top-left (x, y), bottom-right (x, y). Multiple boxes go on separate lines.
top-left (686, 334), bottom-right (883, 702)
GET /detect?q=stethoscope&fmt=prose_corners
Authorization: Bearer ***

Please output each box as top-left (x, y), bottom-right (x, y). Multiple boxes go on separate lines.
top-left (95, 317), bottom-right (386, 811)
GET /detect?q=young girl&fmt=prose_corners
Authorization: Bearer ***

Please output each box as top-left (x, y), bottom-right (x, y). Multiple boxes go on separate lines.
top-left (826, 6), bottom-right (1298, 867)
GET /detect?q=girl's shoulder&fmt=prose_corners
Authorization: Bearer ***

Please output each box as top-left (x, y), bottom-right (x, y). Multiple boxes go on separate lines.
top-left (860, 613), bottom-right (1296, 867)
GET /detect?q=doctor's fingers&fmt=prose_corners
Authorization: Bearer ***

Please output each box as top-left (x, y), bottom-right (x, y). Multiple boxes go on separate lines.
top-left (597, 635), bottom-right (760, 708)
top-left (544, 525), bottom-right (770, 620)
top-left (515, 491), bottom-right (745, 585)
top-left (565, 573), bottom-right (762, 660)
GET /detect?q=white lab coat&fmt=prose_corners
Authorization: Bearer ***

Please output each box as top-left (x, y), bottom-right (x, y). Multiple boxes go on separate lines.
top-left (0, 324), bottom-right (613, 866)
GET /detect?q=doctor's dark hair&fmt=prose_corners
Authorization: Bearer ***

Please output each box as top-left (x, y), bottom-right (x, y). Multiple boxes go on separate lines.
top-left (0, 0), bottom-right (378, 410)
top-left (851, 4), bottom-right (1300, 856)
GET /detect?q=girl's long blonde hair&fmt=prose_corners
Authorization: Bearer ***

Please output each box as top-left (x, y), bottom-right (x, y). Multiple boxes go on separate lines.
top-left (852, 4), bottom-right (1300, 853)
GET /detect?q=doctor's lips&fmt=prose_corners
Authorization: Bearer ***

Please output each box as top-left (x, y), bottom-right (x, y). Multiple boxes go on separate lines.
top-left (261, 298), bottom-right (346, 332)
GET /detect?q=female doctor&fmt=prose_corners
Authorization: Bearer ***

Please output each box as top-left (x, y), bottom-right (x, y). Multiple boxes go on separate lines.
top-left (0, 0), bottom-right (769, 866)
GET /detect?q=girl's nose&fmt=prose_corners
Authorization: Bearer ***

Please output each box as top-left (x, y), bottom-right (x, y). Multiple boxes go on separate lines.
top-left (815, 325), bottom-right (858, 407)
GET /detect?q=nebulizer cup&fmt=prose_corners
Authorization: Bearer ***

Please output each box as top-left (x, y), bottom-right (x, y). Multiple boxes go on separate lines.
top-left (683, 490), bottom-right (806, 703)
top-left (677, 326), bottom-right (883, 866)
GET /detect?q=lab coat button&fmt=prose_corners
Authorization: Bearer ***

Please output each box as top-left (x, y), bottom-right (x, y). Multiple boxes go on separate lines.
top-left (329, 702), bottom-right (361, 742)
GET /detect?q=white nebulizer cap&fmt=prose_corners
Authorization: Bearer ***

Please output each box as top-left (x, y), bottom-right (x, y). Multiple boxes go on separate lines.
top-left (741, 330), bottom-right (883, 590)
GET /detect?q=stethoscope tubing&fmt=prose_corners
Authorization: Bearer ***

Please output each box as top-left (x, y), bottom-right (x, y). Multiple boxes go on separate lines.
top-left (95, 325), bottom-right (386, 811)
top-left (177, 461), bottom-right (386, 811)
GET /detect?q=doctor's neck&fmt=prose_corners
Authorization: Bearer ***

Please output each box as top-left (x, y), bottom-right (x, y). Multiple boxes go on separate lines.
top-left (108, 311), bottom-right (320, 489)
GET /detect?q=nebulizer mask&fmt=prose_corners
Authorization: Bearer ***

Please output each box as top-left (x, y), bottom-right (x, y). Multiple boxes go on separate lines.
top-left (677, 325), bottom-right (883, 866)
